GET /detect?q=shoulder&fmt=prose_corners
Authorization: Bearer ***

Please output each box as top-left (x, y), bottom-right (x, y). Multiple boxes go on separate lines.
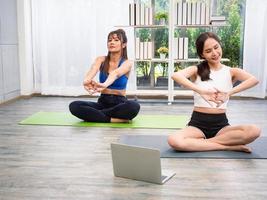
top-left (188, 65), bottom-right (198, 80)
top-left (229, 66), bottom-right (243, 76)
top-left (177, 65), bottom-right (198, 79)
top-left (189, 65), bottom-right (198, 71)
top-left (95, 56), bottom-right (106, 63)
top-left (186, 65), bottom-right (198, 74)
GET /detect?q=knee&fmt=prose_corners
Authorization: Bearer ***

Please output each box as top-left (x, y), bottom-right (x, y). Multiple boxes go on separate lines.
top-left (130, 101), bottom-right (140, 112)
top-left (69, 101), bottom-right (80, 114)
top-left (167, 135), bottom-right (177, 148)
top-left (126, 101), bottom-right (140, 117)
top-left (244, 125), bottom-right (261, 141)
top-left (167, 135), bottom-right (185, 150)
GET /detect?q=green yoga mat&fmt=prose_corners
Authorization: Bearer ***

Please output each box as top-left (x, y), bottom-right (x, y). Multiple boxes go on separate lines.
top-left (19, 111), bottom-right (188, 129)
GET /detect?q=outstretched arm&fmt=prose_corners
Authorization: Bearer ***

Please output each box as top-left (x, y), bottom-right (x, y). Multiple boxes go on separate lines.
top-left (83, 56), bottom-right (105, 93)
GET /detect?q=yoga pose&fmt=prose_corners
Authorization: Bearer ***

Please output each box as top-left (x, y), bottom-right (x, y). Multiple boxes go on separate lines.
top-left (168, 32), bottom-right (261, 153)
top-left (69, 29), bottom-right (140, 123)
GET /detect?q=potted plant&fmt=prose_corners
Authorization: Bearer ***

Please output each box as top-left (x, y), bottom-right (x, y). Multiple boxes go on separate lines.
top-left (136, 61), bottom-right (150, 87)
top-left (156, 63), bottom-right (168, 87)
top-left (157, 46), bottom-right (168, 59)
top-left (155, 11), bottom-right (168, 25)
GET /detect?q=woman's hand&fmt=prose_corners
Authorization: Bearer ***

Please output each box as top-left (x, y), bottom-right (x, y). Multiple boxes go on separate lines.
top-left (93, 82), bottom-right (108, 93)
top-left (199, 88), bottom-right (221, 107)
top-left (215, 90), bottom-right (230, 107)
top-left (83, 79), bottom-right (98, 95)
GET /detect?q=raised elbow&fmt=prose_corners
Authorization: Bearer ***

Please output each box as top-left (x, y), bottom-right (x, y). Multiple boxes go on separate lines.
top-left (171, 72), bottom-right (179, 80)
top-left (252, 77), bottom-right (259, 86)
top-left (255, 78), bottom-right (259, 85)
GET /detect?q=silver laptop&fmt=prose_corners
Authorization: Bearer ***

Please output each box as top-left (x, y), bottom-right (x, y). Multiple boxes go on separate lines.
top-left (111, 143), bottom-right (176, 184)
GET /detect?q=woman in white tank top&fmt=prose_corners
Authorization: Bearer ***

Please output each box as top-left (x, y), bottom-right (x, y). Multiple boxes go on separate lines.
top-left (168, 32), bottom-right (261, 153)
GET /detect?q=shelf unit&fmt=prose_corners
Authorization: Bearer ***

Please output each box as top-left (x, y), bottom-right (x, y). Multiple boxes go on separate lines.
top-left (125, 0), bottom-right (227, 102)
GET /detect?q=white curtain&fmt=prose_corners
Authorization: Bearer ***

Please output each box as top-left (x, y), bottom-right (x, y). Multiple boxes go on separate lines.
top-left (242, 0), bottom-right (267, 98)
top-left (31, 0), bottom-right (134, 96)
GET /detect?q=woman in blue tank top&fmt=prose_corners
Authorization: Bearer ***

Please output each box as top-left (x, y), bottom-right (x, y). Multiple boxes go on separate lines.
top-left (168, 32), bottom-right (261, 153)
top-left (69, 29), bottom-right (140, 123)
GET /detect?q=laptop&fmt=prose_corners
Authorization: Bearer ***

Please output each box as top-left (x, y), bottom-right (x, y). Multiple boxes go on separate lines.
top-left (110, 143), bottom-right (176, 184)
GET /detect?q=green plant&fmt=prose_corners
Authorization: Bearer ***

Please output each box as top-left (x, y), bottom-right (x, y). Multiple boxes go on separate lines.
top-left (136, 61), bottom-right (150, 77)
top-left (157, 46), bottom-right (168, 54)
top-left (137, 29), bottom-right (151, 42)
top-left (155, 11), bottom-right (168, 21)
top-left (158, 63), bottom-right (168, 77)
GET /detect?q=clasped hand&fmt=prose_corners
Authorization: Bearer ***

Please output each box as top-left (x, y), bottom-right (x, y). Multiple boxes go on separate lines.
top-left (83, 79), bottom-right (106, 95)
top-left (200, 88), bottom-right (229, 108)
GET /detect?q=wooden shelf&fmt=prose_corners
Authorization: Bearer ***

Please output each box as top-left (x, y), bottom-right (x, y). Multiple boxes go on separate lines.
top-left (115, 25), bottom-right (168, 28)
top-left (174, 58), bottom-right (230, 62)
top-left (174, 24), bottom-right (228, 28)
top-left (134, 58), bottom-right (230, 62)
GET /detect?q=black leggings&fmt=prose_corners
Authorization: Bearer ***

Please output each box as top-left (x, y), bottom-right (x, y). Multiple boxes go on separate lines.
top-left (69, 94), bottom-right (140, 122)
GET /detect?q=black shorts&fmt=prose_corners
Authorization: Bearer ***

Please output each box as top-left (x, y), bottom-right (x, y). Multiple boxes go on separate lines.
top-left (187, 111), bottom-right (230, 139)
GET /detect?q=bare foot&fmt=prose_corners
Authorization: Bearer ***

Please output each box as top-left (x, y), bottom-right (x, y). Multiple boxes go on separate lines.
top-left (111, 118), bottom-right (130, 123)
top-left (227, 145), bottom-right (252, 153)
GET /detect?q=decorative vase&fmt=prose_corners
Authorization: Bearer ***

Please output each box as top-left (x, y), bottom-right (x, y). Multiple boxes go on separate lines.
top-left (160, 53), bottom-right (166, 60)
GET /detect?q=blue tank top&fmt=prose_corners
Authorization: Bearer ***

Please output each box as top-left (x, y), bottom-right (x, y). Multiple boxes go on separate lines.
top-left (99, 58), bottom-right (128, 90)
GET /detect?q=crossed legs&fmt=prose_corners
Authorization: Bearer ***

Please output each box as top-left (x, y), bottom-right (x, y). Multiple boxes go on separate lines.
top-left (168, 125), bottom-right (261, 153)
top-left (69, 100), bottom-right (140, 123)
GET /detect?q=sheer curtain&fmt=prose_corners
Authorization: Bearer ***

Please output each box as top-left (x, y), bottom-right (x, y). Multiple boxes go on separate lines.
top-left (31, 0), bottom-right (134, 96)
top-left (242, 0), bottom-right (267, 98)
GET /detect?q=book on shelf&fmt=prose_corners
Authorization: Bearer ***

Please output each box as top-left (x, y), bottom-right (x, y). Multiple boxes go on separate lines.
top-left (196, 2), bottom-right (201, 25)
top-left (210, 20), bottom-right (227, 25)
top-left (143, 41), bottom-right (148, 59)
top-left (177, 2), bottom-right (182, 25)
top-left (210, 15), bottom-right (226, 21)
top-left (149, 7), bottom-right (153, 25)
top-left (173, 37), bottom-right (178, 60)
top-left (176, 2), bottom-right (210, 26)
top-left (209, 15), bottom-right (226, 26)
top-left (148, 41), bottom-right (152, 59)
top-left (135, 37), bottom-right (140, 59)
top-left (140, 3), bottom-right (145, 25)
top-left (129, 3), bottom-right (152, 26)
top-left (139, 41), bottom-right (144, 60)
top-left (135, 39), bottom-right (152, 60)
top-left (200, 3), bottom-right (206, 25)
top-left (187, 2), bottom-right (192, 25)
top-left (174, 37), bottom-right (189, 60)
top-left (191, 2), bottom-right (196, 25)
top-left (178, 37), bottom-right (184, 60)
top-left (129, 4), bottom-right (134, 26)
top-left (205, 3), bottom-right (210, 25)
top-left (135, 3), bottom-right (140, 25)
top-left (182, 2), bottom-right (187, 25)
top-left (144, 7), bottom-right (153, 26)
top-left (183, 37), bottom-right (188, 60)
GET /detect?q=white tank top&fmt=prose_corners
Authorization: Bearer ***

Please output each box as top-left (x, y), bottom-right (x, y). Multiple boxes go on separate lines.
top-left (193, 65), bottom-right (233, 109)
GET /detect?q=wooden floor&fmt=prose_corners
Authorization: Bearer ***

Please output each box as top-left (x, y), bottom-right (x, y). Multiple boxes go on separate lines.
top-left (0, 96), bottom-right (267, 200)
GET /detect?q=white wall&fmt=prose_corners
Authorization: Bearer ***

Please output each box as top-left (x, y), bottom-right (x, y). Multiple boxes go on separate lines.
top-left (0, 0), bottom-right (20, 103)
top-left (242, 0), bottom-right (267, 98)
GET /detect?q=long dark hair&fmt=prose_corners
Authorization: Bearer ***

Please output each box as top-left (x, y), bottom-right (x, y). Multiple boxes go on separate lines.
top-left (101, 29), bottom-right (128, 73)
top-left (195, 32), bottom-right (222, 81)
